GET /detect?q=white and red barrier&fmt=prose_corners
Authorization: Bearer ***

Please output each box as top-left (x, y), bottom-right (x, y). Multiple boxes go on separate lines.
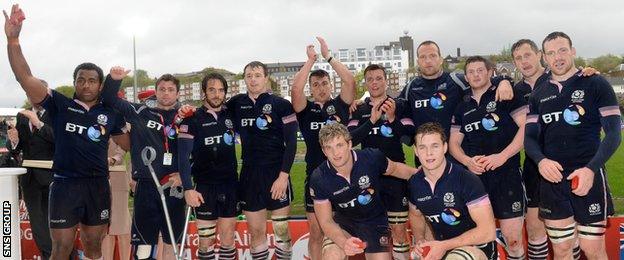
top-left (18, 201), bottom-right (624, 259)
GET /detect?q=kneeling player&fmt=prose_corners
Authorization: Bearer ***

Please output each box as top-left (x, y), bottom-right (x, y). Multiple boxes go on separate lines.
top-left (310, 123), bottom-right (417, 260)
top-left (410, 123), bottom-right (497, 260)
top-left (179, 73), bottom-right (239, 260)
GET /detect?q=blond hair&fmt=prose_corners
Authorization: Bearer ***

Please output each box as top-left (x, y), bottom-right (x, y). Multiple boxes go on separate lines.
top-left (318, 123), bottom-right (351, 147)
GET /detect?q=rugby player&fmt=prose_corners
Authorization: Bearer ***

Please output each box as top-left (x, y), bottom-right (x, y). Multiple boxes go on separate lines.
top-left (5, 5), bottom-right (127, 259)
top-left (291, 37), bottom-right (355, 259)
top-left (100, 67), bottom-right (186, 260)
top-left (348, 64), bottom-right (415, 259)
top-left (449, 56), bottom-right (526, 259)
top-left (226, 61), bottom-right (298, 259)
top-left (178, 73), bottom-right (239, 260)
top-left (511, 38), bottom-right (597, 260)
top-left (310, 123), bottom-right (418, 260)
top-left (525, 31), bottom-right (621, 259)
top-left (410, 122), bottom-right (497, 260)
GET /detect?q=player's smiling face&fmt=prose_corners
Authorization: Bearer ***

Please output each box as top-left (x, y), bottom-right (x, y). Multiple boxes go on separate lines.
top-left (74, 69), bottom-right (102, 103)
top-left (204, 79), bottom-right (226, 109)
top-left (414, 132), bottom-right (447, 172)
top-left (156, 80), bottom-right (179, 108)
top-left (310, 75), bottom-right (331, 103)
top-left (322, 136), bottom-right (352, 169)
top-left (513, 43), bottom-right (542, 79)
top-left (244, 66), bottom-right (268, 96)
top-left (364, 69), bottom-right (387, 99)
top-left (543, 37), bottom-right (576, 76)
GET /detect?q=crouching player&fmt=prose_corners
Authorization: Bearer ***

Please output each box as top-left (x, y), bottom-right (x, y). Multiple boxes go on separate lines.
top-left (409, 123), bottom-right (498, 260)
top-left (309, 123), bottom-right (417, 260)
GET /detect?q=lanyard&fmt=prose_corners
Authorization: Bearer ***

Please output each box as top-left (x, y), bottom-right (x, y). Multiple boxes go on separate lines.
top-left (158, 113), bottom-right (178, 153)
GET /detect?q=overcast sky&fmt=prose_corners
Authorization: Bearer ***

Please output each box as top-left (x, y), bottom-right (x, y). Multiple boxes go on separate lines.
top-left (1, 0), bottom-right (623, 107)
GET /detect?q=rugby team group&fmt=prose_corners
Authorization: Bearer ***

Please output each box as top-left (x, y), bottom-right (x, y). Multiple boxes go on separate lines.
top-left (4, 3), bottom-right (621, 260)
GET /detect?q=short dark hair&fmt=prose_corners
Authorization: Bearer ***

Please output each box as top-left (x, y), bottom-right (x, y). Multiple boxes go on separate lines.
top-left (364, 64), bottom-right (387, 79)
top-left (73, 62), bottom-right (103, 84)
top-left (464, 55), bottom-right (494, 73)
top-left (243, 61), bottom-right (268, 77)
top-left (155, 74), bottom-right (180, 91)
top-left (416, 40), bottom-right (441, 56)
top-left (415, 122), bottom-right (447, 144)
top-left (542, 31), bottom-right (572, 52)
top-left (201, 73), bottom-right (228, 94)
top-left (511, 39), bottom-right (539, 56)
top-left (309, 69), bottom-right (330, 84)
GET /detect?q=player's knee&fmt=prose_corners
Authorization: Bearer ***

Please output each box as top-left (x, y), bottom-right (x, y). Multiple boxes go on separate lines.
top-left (444, 246), bottom-right (483, 260)
top-left (545, 223), bottom-right (576, 245)
top-left (322, 240), bottom-right (345, 260)
top-left (132, 244), bottom-right (157, 260)
top-left (52, 240), bottom-right (74, 255)
top-left (388, 211), bottom-right (408, 226)
top-left (198, 223), bottom-right (217, 243)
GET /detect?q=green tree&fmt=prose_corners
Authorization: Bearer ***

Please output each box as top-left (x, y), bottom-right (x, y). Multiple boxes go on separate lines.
top-left (55, 85), bottom-right (75, 98)
top-left (269, 78), bottom-right (281, 97)
top-left (22, 100), bottom-right (32, 109)
top-left (354, 70), bottom-right (367, 99)
top-left (575, 57), bottom-right (587, 68)
top-left (590, 54), bottom-right (621, 73)
top-left (120, 69), bottom-right (155, 89)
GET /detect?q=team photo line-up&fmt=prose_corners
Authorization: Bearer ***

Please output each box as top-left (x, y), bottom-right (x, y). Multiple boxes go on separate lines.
top-left (4, 3), bottom-right (622, 260)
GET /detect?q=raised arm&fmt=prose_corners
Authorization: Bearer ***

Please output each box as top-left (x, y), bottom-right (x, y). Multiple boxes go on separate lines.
top-left (4, 5), bottom-right (47, 104)
top-left (291, 45), bottom-right (316, 113)
top-left (317, 37), bottom-right (355, 104)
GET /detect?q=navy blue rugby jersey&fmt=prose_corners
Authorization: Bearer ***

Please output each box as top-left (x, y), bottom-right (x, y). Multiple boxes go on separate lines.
top-left (408, 162), bottom-right (490, 241)
top-left (178, 106), bottom-right (237, 184)
top-left (526, 73), bottom-right (621, 172)
top-left (41, 88), bottom-right (125, 178)
top-left (451, 85), bottom-right (527, 170)
top-left (297, 97), bottom-right (350, 175)
top-left (347, 97), bottom-right (414, 163)
top-left (100, 76), bottom-right (179, 180)
top-left (225, 92), bottom-right (297, 166)
top-left (310, 148), bottom-right (389, 223)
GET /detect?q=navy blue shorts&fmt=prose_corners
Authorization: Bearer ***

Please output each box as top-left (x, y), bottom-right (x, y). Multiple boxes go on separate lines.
top-left (379, 175), bottom-right (408, 213)
top-left (334, 215), bottom-right (391, 254)
top-left (238, 163), bottom-right (293, 212)
top-left (195, 181), bottom-right (240, 220)
top-left (523, 156), bottom-right (541, 208)
top-left (49, 177), bottom-right (111, 229)
top-left (131, 179), bottom-right (186, 245)
top-left (478, 167), bottom-right (525, 219)
top-left (539, 167), bottom-right (614, 225)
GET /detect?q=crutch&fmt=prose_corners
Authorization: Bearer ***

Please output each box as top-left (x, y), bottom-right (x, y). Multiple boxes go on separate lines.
top-left (141, 146), bottom-right (181, 259)
top-left (178, 199), bottom-right (193, 259)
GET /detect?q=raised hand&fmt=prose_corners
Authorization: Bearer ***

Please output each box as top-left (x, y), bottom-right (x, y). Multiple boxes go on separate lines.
top-left (306, 44), bottom-right (317, 61)
top-left (316, 36), bottom-right (330, 60)
top-left (110, 66), bottom-right (131, 81)
top-left (3, 4), bottom-right (25, 40)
